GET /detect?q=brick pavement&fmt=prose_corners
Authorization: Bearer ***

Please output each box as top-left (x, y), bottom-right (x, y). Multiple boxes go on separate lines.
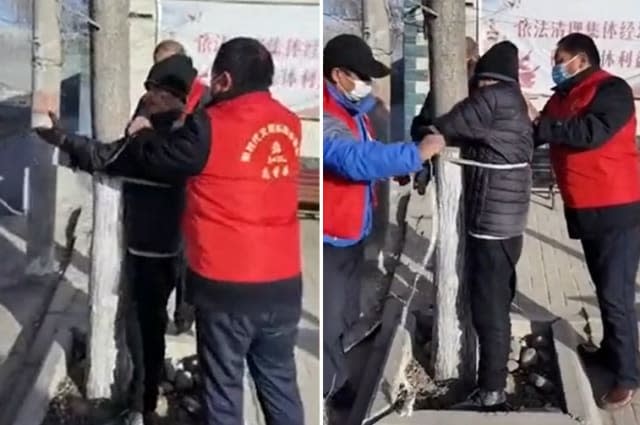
top-left (518, 194), bottom-right (640, 425)
top-left (515, 193), bottom-right (640, 322)
top-left (389, 187), bottom-right (639, 321)
top-left (515, 193), bottom-right (598, 320)
top-left (377, 185), bottom-right (640, 425)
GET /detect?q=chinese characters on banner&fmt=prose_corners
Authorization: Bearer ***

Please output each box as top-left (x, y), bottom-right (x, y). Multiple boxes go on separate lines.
top-left (159, 0), bottom-right (320, 118)
top-left (479, 0), bottom-right (640, 96)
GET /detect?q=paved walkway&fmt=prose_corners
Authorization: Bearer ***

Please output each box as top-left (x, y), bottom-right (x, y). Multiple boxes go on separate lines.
top-left (517, 194), bottom-right (640, 425)
top-left (513, 193), bottom-right (622, 321)
top-left (0, 167), bottom-right (319, 424)
top-left (512, 194), bottom-right (640, 425)
top-left (161, 219), bottom-right (319, 425)
top-left (242, 218), bottom-right (320, 424)
top-left (372, 184), bottom-right (640, 425)
top-left (0, 169), bottom-right (93, 424)
top-left (389, 187), bottom-right (640, 321)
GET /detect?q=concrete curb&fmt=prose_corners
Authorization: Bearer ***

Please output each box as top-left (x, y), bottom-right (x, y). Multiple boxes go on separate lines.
top-left (1, 279), bottom-right (84, 425)
top-left (376, 410), bottom-right (579, 425)
top-left (0, 275), bottom-right (59, 408)
top-left (11, 329), bottom-right (72, 425)
top-left (369, 315), bottom-right (602, 425)
top-left (380, 314), bottom-right (416, 409)
top-left (552, 319), bottom-right (603, 425)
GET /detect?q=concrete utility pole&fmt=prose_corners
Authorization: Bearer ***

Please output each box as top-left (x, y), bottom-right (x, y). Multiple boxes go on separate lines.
top-left (86, 0), bottom-right (130, 400)
top-left (27, 0), bottom-right (61, 277)
top-left (424, 0), bottom-right (476, 386)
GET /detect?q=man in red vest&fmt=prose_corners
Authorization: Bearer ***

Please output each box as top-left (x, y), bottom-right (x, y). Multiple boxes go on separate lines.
top-left (534, 33), bottom-right (640, 409)
top-left (37, 38), bottom-right (304, 425)
top-left (323, 34), bottom-right (443, 410)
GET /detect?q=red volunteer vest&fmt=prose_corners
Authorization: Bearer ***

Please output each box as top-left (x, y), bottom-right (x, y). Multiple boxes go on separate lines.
top-left (546, 70), bottom-right (640, 209)
top-left (323, 84), bottom-right (375, 240)
top-left (183, 92), bottom-right (301, 282)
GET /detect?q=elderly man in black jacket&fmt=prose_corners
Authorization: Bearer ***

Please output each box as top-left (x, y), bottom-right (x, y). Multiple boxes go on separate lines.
top-left (423, 41), bottom-right (534, 410)
top-left (37, 54), bottom-right (197, 425)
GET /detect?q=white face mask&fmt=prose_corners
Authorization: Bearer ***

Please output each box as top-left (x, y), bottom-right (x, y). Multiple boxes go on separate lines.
top-left (345, 79), bottom-right (372, 102)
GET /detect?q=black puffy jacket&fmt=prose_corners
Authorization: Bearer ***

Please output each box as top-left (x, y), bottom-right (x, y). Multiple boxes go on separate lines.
top-left (432, 81), bottom-right (534, 238)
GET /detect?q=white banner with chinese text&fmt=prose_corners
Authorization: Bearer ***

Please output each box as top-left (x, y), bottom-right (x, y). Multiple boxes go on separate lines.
top-left (159, 0), bottom-right (320, 118)
top-left (479, 0), bottom-right (640, 97)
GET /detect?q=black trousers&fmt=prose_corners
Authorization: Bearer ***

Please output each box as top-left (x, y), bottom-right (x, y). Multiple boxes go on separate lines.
top-left (323, 242), bottom-right (364, 398)
top-left (126, 254), bottom-right (177, 413)
top-left (582, 226), bottom-right (640, 389)
top-left (468, 235), bottom-right (523, 392)
top-left (196, 307), bottom-right (304, 425)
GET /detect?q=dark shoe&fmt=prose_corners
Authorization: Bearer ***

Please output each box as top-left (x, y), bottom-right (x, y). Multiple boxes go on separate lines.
top-left (113, 410), bottom-right (143, 425)
top-left (452, 388), bottom-right (508, 412)
top-left (602, 387), bottom-right (636, 410)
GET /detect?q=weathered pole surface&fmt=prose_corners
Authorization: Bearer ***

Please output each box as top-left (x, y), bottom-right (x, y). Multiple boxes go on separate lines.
top-left (86, 0), bottom-right (130, 400)
top-left (425, 0), bottom-right (476, 385)
top-left (27, 0), bottom-right (62, 276)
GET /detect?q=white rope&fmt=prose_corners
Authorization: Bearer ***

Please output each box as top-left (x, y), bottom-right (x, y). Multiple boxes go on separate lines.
top-left (448, 158), bottom-right (529, 170)
top-left (398, 155), bottom-right (527, 325)
top-left (127, 247), bottom-right (180, 258)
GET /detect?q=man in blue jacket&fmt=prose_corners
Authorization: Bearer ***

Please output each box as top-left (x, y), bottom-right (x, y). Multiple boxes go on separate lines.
top-left (323, 34), bottom-right (443, 410)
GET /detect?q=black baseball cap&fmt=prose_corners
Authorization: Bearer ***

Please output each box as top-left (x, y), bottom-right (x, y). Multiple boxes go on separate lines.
top-left (324, 34), bottom-right (391, 80)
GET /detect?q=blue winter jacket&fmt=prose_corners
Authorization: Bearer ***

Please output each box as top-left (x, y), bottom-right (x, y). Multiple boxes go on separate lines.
top-left (323, 82), bottom-right (424, 246)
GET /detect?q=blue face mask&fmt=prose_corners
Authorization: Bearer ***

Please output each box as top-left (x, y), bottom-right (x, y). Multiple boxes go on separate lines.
top-left (551, 55), bottom-right (579, 85)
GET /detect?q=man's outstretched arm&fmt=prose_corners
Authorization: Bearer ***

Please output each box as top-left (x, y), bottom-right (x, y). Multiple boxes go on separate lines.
top-left (323, 113), bottom-right (438, 181)
top-left (35, 109), bottom-right (211, 184)
top-left (110, 108), bottom-right (211, 183)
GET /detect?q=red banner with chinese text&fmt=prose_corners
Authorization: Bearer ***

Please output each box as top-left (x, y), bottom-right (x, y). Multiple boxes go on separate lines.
top-left (159, 0), bottom-right (320, 118)
top-left (479, 0), bottom-right (640, 97)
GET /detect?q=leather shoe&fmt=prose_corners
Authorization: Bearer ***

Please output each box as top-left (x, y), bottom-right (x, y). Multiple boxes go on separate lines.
top-left (602, 387), bottom-right (636, 410)
top-left (452, 388), bottom-right (509, 412)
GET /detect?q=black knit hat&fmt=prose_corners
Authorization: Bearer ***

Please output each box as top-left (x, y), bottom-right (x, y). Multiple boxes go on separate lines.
top-left (144, 54), bottom-right (197, 101)
top-left (473, 41), bottom-right (519, 83)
